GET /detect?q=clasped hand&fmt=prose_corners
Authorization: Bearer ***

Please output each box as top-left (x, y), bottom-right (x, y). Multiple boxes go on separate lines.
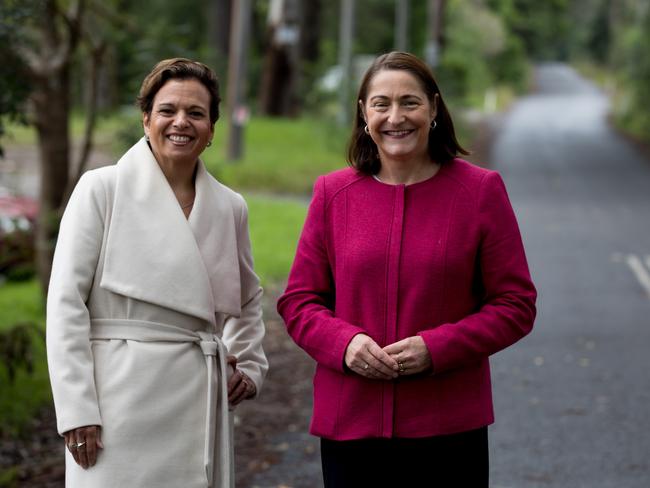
top-left (344, 333), bottom-right (432, 380)
top-left (226, 354), bottom-right (256, 406)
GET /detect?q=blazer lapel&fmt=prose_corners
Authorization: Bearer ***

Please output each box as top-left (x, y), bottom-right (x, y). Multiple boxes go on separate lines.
top-left (101, 138), bottom-right (217, 323)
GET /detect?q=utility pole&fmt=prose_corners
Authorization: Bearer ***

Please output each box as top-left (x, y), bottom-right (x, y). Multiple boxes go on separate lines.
top-left (338, 0), bottom-right (355, 126)
top-left (395, 0), bottom-right (409, 52)
top-left (425, 0), bottom-right (445, 70)
top-left (226, 0), bottom-right (251, 161)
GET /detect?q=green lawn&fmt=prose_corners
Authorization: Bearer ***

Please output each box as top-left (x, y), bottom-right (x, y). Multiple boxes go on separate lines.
top-left (0, 280), bottom-right (44, 331)
top-left (184, 116), bottom-right (348, 194)
top-left (245, 194), bottom-right (307, 286)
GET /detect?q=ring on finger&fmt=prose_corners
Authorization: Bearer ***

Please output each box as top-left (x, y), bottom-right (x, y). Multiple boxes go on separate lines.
top-left (398, 361), bottom-right (405, 373)
top-left (363, 363), bottom-right (369, 370)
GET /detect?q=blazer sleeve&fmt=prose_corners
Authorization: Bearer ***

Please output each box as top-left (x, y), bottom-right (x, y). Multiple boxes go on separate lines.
top-left (46, 171), bottom-right (105, 435)
top-left (222, 195), bottom-right (268, 395)
top-left (418, 171), bottom-right (537, 374)
top-left (277, 176), bottom-right (366, 372)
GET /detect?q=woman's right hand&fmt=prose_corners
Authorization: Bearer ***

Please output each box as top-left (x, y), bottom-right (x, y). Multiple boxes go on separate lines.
top-left (64, 425), bottom-right (103, 469)
top-left (344, 334), bottom-right (399, 380)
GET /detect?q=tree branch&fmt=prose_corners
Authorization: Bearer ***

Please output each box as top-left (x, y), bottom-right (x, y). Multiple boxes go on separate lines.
top-left (70, 39), bottom-right (106, 194)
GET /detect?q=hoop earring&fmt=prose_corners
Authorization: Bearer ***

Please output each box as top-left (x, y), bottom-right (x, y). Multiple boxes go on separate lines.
top-left (206, 140), bottom-right (212, 147)
top-left (430, 120), bottom-right (437, 130)
top-left (364, 125), bottom-right (370, 135)
top-left (145, 134), bottom-right (150, 142)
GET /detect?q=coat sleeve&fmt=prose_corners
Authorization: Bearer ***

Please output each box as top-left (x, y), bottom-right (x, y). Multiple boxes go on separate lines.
top-left (222, 195), bottom-right (268, 395)
top-left (418, 171), bottom-right (537, 374)
top-left (46, 171), bottom-right (106, 435)
top-left (277, 176), bottom-right (366, 372)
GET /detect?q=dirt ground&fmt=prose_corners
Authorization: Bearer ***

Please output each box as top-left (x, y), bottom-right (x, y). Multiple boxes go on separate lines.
top-left (0, 287), bottom-right (322, 488)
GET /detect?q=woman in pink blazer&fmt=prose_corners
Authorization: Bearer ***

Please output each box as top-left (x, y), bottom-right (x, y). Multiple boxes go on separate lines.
top-left (277, 52), bottom-right (536, 487)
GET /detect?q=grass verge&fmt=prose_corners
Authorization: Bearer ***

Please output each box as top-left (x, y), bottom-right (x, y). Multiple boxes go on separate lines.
top-left (202, 117), bottom-right (348, 194)
top-left (243, 193), bottom-right (307, 287)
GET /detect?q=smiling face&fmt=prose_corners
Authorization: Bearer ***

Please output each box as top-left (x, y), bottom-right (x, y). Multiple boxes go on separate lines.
top-left (361, 69), bottom-right (437, 166)
top-left (143, 78), bottom-right (214, 168)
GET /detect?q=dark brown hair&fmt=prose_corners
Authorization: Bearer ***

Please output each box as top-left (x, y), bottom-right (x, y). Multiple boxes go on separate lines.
top-left (137, 58), bottom-right (221, 124)
top-left (347, 51), bottom-right (468, 174)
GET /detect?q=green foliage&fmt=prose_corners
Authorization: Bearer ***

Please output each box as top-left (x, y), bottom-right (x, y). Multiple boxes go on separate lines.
top-left (503, 0), bottom-right (571, 60)
top-left (0, 228), bottom-right (36, 281)
top-left (0, 0), bottom-right (40, 156)
top-left (613, 4), bottom-right (650, 141)
top-left (437, 0), bottom-right (531, 106)
top-left (0, 322), bottom-right (41, 382)
top-left (0, 330), bottom-right (50, 436)
top-left (570, 1), bottom-right (650, 143)
top-left (0, 280), bottom-right (49, 436)
top-left (0, 466), bottom-right (19, 487)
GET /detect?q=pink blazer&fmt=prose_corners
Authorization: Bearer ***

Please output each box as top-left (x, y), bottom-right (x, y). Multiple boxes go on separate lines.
top-left (277, 159), bottom-right (536, 440)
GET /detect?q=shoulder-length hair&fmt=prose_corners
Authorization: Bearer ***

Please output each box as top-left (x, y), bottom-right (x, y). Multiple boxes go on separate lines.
top-left (347, 51), bottom-right (468, 174)
top-left (136, 58), bottom-right (221, 125)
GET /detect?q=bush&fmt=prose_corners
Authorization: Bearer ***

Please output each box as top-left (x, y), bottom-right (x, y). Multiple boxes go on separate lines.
top-left (0, 280), bottom-right (49, 436)
top-left (0, 219), bottom-right (35, 281)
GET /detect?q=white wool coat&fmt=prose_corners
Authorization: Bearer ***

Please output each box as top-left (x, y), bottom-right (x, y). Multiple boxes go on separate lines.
top-left (46, 138), bottom-right (268, 488)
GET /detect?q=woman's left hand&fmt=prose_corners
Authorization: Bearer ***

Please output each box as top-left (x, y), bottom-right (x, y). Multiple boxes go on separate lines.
top-left (383, 336), bottom-right (432, 376)
top-left (227, 355), bottom-right (256, 406)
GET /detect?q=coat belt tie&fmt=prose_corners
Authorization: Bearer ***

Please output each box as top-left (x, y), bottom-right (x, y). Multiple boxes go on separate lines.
top-left (90, 318), bottom-right (233, 488)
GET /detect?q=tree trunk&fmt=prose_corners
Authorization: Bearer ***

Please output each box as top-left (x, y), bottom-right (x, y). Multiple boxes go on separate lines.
top-left (208, 0), bottom-right (232, 78)
top-left (32, 65), bottom-right (72, 294)
top-left (258, 0), bottom-right (301, 116)
top-left (259, 41), bottom-right (295, 115)
top-left (425, 0), bottom-right (446, 69)
top-left (337, 0), bottom-right (355, 126)
top-left (395, 0), bottom-right (409, 51)
top-left (68, 42), bottom-right (105, 199)
top-left (17, 0), bottom-right (85, 293)
top-left (299, 0), bottom-right (321, 62)
top-left (212, 0), bottom-right (232, 56)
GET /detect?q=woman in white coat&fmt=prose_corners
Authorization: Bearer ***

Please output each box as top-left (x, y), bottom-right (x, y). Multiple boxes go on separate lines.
top-left (46, 58), bottom-right (268, 487)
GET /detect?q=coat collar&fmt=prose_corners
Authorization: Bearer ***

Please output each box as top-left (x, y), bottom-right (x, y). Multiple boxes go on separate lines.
top-left (101, 137), bottom-right (242, 323)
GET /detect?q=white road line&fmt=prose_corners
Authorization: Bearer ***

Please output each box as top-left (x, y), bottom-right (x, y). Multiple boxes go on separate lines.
top-left (625, 254), bottom-right (650, 299)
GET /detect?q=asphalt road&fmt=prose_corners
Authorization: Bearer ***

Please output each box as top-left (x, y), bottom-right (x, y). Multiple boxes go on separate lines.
top-left (489, 63), bottom-right (650, 488)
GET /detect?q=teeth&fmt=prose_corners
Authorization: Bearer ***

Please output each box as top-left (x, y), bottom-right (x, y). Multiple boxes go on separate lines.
top-left (169, 135), bottom-right (190, 143)
top-left (385, 130), bottom-right (411, 136)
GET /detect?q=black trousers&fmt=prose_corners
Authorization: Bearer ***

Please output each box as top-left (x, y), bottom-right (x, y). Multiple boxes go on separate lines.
top-left (320, 427), bottom-right (489, 488)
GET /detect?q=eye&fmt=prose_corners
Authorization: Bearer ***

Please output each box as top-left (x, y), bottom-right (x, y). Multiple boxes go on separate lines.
top-left (190, 111), bottom-right (205, 118)
top-left (402, 100), bottom-right (419, 108)
top-left (158, 108), bottom-right (174, 115)
top-left (371, 102), bottom-right (389, 111)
